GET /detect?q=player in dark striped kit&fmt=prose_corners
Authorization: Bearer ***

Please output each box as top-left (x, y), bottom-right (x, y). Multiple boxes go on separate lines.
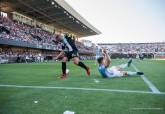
top-left (55, 34), bottom-right (90, 79)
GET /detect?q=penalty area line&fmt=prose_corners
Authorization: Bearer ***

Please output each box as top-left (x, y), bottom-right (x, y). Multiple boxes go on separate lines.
top-left (132, 64), bottom-right (161, 94)
top-left (0, 84), bottom-right (164, 95)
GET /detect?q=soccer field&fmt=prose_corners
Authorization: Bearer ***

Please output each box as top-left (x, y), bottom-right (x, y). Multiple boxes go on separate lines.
top-left (0, 59), bottom-right (165, 114)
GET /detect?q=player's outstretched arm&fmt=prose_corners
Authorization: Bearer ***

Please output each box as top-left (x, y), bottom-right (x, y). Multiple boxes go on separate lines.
top-left (103, 49), bottom-right (111, 68)
top-left (55, 51), bottom-right (64, 60)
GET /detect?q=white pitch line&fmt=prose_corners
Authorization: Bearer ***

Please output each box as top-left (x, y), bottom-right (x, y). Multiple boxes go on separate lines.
top-left (130, 107), bottom-right (164, 110)
top-left (0, 84), bottom-right (165, 95)
top-left (132, 64), bottom-right (161, 94)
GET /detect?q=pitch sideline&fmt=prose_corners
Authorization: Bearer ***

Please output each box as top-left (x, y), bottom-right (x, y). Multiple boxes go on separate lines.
top-left (0, 84), bottom-right (164, 95)
top-left (132, 64), bottom-right (161, 94)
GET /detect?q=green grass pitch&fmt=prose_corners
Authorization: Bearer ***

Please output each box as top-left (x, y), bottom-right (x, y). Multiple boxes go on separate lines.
top-left (0, 59), bottom-right (165, 114)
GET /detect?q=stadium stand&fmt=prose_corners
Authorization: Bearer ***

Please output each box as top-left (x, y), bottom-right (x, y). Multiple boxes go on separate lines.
top-left (0, 0), bottom-right (100, 63)
top-left (98, 43), bottom-right (165, 59)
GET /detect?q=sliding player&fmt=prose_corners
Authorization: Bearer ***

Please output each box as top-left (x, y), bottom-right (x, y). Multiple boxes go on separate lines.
top-left (55, 34), bottom-right (90, 79)
top-left (97, 49), bottom-right (144, 78)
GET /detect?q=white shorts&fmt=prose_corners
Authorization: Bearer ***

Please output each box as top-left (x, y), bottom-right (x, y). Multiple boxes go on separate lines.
top-left (107, 66), bottom-right (124, 78)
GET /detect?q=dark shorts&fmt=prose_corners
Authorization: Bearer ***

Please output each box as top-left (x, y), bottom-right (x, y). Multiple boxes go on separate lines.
top-left (64, 50), bottom-right (79, 61)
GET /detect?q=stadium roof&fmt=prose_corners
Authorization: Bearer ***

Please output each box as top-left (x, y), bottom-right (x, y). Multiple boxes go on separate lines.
top-left (0, 0), bottom-right (101, 37)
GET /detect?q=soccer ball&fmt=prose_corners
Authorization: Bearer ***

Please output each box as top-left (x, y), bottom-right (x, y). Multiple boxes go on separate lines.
top-left (66, 69), bottom-right (69, 74)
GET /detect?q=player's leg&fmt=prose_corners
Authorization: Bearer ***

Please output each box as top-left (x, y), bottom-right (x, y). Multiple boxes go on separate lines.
top-left (73, 57), bottom-right (87, 69)
top-left (118, 64), bottom-right (128, 69)
top-left (60, 56), bottom-right (68, 79)
top-left (110, 70), bottom-right (144, 78)
top-left (127, 58), bottom-right (132, 67)
top-left (117, 58), bottom-right (132, 69)
top-left (62, 57), bottom-right (67, 74)
top-left (125, 71), bottom-right (144, 76)
top-left (72, 57), bottom-right (90, 76)
top-left (112, 71), bottom-right (138, 77)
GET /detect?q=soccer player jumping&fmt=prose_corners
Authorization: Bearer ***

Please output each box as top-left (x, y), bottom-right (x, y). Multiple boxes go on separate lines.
top-left (55, 34), bottom-right (90, 79)
top-left (97, 49), bottom-right (144, 78)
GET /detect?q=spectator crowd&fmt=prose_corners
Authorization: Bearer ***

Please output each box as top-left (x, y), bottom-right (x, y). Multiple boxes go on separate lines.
top-left (0, 16), bottom-right (95, 63)
top-left (2, 16), bottom-right (165, 63)
top-left (0, 16), bottom-right (95, 51)
top-left (99, 43), bottom-right (165, 54)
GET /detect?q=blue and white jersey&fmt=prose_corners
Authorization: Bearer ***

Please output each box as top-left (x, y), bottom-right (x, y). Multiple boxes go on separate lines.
top-left (98, 64), bottom-right (114, 78)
